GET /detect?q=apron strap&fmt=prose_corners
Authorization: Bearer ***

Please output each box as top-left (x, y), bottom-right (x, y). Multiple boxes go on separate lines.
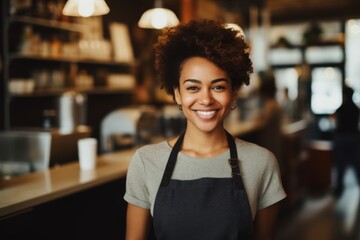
top-left (160, 133), bottom-right (185, 187)
top-left (226, 130), bottom-right (237, 159)
top-left (226, 131), bottom-right (245, 189)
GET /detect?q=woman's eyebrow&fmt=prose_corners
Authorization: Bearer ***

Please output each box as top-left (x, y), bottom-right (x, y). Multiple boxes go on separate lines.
top-left (211, 78), bottom-right (228, 84)
top-left (183, 79), bottom-right (201, 84)
top-left (183, 78), bottom-right (229, 84)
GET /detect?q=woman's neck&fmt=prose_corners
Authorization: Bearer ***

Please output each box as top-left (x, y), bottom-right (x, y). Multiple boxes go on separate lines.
top-left (180, 128), bottom-right (229, 158)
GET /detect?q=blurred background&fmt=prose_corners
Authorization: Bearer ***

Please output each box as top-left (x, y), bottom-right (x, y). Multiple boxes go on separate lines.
top-left (1, 0), bottom-right (360, 239)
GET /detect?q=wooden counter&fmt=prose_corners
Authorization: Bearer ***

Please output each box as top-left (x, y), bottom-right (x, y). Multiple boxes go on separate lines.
top-left (0, 149), bottom-right (136, 219)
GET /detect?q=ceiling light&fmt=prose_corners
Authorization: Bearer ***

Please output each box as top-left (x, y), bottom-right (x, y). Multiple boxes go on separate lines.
top-left (138, 0), bottom-right (179, 29)
top-left (62, 0), bottom-right (110, 17)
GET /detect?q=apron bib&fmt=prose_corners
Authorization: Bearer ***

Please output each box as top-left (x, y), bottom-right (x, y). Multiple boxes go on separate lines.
top-left (153, 131), bottom-right (253, 240)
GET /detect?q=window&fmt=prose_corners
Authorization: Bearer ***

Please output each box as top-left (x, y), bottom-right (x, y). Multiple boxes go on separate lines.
top-left (311, 67), bottom-right (342, 114)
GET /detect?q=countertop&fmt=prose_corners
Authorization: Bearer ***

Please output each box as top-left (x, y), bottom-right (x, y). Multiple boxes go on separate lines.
top-left (0, 148), bottom-right (136, 219)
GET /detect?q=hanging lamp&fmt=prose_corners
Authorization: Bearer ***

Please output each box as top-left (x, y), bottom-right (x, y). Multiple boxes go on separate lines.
top-left (62, 0), bottom-right (110, 17)
top-left (138, 0), bottom-right (179, 29)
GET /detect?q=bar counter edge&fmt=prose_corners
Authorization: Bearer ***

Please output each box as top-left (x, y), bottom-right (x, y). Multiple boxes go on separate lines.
top-left (0, 148), bottom-right (136, 219)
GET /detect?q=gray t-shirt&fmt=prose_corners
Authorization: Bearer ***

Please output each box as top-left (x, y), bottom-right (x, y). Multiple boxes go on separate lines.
top-left (124, 138), bottom-right (286, 219)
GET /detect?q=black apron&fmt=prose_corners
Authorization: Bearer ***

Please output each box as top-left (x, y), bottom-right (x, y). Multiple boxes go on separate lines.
top-left (152, 131), bottom-right (253, 240)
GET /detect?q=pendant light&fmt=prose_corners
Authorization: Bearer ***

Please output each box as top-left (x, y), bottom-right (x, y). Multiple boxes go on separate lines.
top-left (62, 0), bottom-right (110, 17)
top-left (138, 0), bottom-right (179, 29)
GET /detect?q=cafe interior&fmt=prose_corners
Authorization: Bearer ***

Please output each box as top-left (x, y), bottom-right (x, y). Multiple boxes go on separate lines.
top-left (1, 0), bottom-right (360, 239)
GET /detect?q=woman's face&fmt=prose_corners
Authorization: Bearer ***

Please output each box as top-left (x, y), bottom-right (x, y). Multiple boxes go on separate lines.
top-left (174, 57), bottom-right (238, 134)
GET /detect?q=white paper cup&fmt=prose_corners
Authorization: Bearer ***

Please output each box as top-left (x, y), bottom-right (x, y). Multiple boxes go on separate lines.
top-left (78, 138), bottom-right (97, 171)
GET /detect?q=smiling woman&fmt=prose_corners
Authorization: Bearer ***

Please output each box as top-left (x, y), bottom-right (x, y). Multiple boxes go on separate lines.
top-left (124, 19), bottom-right (286, 240)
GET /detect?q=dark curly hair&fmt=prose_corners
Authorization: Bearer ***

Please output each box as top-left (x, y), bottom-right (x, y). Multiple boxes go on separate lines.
top-left (154, 19), bottom-right (253, 98)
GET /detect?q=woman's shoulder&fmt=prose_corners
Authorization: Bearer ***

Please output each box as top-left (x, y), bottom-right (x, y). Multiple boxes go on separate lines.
top-left (235, 138), bottom-right (277, 164)
top-left (135, 140), bottom-right (171, 161)
top-left (137, 140), bottom-right (170, 152)
top-left (235, 137), bottom-right (267, 151)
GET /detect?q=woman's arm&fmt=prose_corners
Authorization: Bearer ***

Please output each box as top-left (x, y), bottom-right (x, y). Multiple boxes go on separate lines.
top-left (126, 203), bottom-right (151, 240)
top-left (252, 203), bottom-right (280, 240)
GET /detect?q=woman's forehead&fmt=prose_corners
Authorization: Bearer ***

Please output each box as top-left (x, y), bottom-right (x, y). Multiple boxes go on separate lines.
top-left (179, 57), bottom-right (228, 79)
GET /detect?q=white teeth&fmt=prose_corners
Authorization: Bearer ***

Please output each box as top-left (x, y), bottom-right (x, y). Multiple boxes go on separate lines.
top-left (197, 110), bottom-right (216, 116)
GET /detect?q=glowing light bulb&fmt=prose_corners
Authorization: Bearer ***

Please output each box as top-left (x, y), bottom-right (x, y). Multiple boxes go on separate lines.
top-left (151, 9), bottom-right (167, 29)
top-left (138, 7), bottom-right (179, 29)
top-left (78, 0), bottom-right (95, 17)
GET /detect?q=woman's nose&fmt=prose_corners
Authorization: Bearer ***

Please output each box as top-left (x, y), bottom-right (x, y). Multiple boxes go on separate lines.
top-left (198, 89), bottom-right (214, 105)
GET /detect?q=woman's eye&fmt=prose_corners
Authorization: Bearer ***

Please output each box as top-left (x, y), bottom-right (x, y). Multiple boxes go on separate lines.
top-left (186, 86), bottom-right (199, 91)
top-left (212, 85), bottom-right (226, 91)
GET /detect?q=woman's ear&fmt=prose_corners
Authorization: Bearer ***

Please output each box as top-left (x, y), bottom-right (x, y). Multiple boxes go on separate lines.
top-left (174, 88), bottom-right (181, 105)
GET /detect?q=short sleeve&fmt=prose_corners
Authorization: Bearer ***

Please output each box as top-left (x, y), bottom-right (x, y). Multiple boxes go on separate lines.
top-left (123, 151), bottom-right (151, 209)
top-left (257, 152), bottom-right (287, 210)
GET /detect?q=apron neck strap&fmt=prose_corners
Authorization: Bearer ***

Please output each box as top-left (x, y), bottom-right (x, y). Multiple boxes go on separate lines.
top-left (160, 130), bottom-right (242, 187)
top-left (160, 133), bottom-right (184, 187)
top-left (226, 131), bottom-right (245, 189)
top-left (226, 130), bottom-right (237, 159)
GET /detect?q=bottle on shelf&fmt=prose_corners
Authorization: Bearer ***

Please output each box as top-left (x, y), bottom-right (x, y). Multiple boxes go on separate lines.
top-left (19, 25), bottom-right (33, 55)
top-left (50, 34), bottom-right (62, 58)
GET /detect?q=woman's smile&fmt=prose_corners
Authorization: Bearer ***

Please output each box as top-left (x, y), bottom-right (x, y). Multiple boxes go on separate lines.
top-left (195, 109), bottom-right (217, 119)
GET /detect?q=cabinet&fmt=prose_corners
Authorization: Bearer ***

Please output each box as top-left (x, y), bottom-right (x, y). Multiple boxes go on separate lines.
top-left (281, 121), bottom-right (309, 210)
top-left (0, 178), bottom-right (128, 240)
top-left (1, 0), bottom-right (135, 139)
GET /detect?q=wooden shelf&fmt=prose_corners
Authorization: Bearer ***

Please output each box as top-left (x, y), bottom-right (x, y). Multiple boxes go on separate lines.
top-left (305, 39), bottom-right (345, 47)
top-left (9, 53), bottom-right (134, 67)
top-left (271, 40), bottom-right (344, 50)
top-left (9, 15), bottom-right (88, 32)
top-left (9, 87), bottom-right (134, 98)
top-left (2, 1), bottom-right (135, 132)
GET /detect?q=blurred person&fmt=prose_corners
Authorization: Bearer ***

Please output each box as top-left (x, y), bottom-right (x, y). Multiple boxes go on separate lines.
top-left (332, 86), bottom-right (360, 197)
top-left (254, 72), bottom-right (284, 173)
top-left (124, 20), bottom-right (286, 240)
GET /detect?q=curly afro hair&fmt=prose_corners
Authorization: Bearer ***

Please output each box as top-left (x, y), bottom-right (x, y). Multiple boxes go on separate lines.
top-left (154, 19), bottom-right (253, 98)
